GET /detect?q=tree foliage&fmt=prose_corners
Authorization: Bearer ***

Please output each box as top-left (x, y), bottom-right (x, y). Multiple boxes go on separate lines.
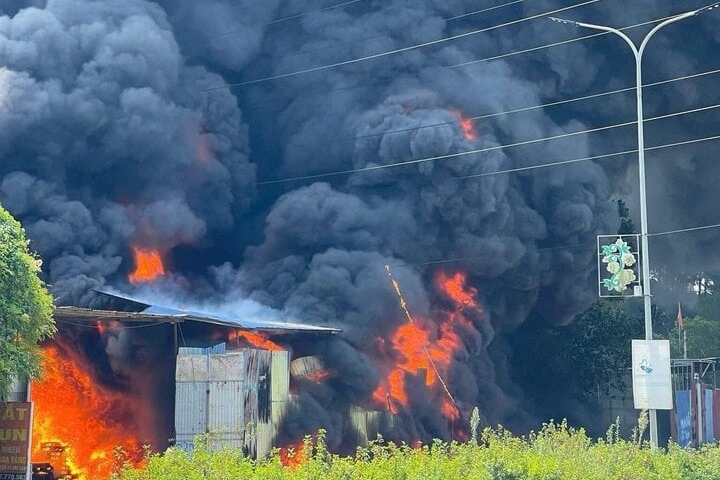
top-left (670, 316), bottom-right (720, 359)
top-left (0, 205), bottom-right (55, 398)
top-left (549, 300), bottom-right (644, 398)
top-left (513, 300), bottom-right (644, 404)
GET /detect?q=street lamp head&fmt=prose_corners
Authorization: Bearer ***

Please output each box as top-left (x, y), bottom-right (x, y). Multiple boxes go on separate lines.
top-left (548, 16), bottom-right (579, 26)
top-left (694, 2), bottom-right (720, 15)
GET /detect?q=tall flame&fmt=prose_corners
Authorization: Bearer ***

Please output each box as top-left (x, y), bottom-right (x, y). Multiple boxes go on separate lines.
top-left (128, 247), bottom-right (165, 284)
top-left (372, 269), bottom-right (483, 426)
top-left (31, 345), bottom-right (145, 480)
top-left (371, 320), bottom-right (461, 418)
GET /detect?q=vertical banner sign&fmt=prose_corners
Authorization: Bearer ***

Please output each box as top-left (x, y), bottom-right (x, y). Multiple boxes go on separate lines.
top-left (705, 389), bottom-right (714, 443)
top-left (0, 402), bottom-right (32, 480)
top-left (631, 340), bottom-right (673, 410)
top-left (675, 390), bottom-right (693, 447)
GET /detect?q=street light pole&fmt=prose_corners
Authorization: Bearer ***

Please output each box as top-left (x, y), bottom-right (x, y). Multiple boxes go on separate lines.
top-left (551, 3), bottom-right (719, 448)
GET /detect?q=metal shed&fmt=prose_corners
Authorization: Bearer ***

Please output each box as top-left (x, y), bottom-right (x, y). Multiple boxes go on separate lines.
top-left (175, 347), bottom-right (290, 458)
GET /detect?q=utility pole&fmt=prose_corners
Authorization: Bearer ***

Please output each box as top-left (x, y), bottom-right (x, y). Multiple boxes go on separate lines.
top-left (551, 2), bottom-right (720, 447)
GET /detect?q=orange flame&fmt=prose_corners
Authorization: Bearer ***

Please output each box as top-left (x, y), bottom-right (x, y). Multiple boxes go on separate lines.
top-left (371, 320), bottom-right (463, 417)
top-left (278, 439), bottom-right (306, 468)
top-left (305, 369), bottom-right (334, 384)
top-left (228, 330), bottom-right (283, 351)
top-left (128, 247), bottom-right (165, 284)
top-left (437, 271), bottom-right (478, 308)
top-left (31, 345), bottom-right (145, 480)
top-left (452, 109), bottom-right (477, 141)
top-left (372, 270), bottom-right (482, 425)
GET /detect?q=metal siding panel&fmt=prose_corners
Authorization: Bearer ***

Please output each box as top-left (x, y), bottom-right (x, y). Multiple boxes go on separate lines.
top-left (174, 382), bottom-right (207, 451)
top-left (209, 352), bottom-right (245, 381)
top-left (207, 380), bottom-right (245, 440)
top-left (271, 351), bottom-right (290, 402)
top-left (176, 355), bottom-right (209, 381)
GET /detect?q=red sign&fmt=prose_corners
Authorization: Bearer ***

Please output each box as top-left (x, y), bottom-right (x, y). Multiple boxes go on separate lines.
top-left (0, 402), bottom-right (32, 480)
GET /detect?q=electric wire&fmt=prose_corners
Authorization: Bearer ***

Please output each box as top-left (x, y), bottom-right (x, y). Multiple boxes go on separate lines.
top-left (309, 12), bottom-right (720, 143)
top-left (355, 67), bottom-right (720, 142)
top-left (216, 0), bottom-right (373, 37)
top-left (445, 0), bottom-right (532, 22)
top-left (405, 217), bottom-right (720, 268)
top-left (266, 0), bottom-right (370, 26)
top-left (257, 102), bottom-right (720, 184)
top-left (205, 0), bottom-right (607, 90)
top-left (448, 10), bottom-right (690, 68)
top-left (211, 6), bottom-right (717, 127)
top-left (55, 319), bottom-right (168, 329)
top-left (264, 134), bottom-right (720, 268)
top-left (649, 223), bottom-right (720, 238)
top-left (459, 133), bottom-right (720, 179)
top-left (178, 322), bottom-right (188, 347)
top-left (385, 265), bottom-right (458, 410)
top-left (406, 242), bottom-right (589, 267)
top-left (408, 221), bottom-right (720, 268)
top-left (239, 12), bottom-right (720, 145)
top-left (224, 0), bottom-right (538, 63)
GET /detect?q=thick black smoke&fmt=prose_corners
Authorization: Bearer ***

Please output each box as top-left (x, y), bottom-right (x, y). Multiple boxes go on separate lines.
top-left (1, 0), bottom-right (718, 447)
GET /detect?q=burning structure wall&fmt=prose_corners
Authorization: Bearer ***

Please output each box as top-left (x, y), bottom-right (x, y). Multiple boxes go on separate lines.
top-left (2, 0), bottom-right (719, 464)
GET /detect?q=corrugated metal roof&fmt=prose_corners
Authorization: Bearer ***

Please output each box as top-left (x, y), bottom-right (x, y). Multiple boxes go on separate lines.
top-left (54, 290), bottom-right (341, 334)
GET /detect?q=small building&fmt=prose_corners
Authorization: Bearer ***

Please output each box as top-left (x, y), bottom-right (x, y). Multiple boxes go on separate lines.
top-left (33, 290), bottom-right (339, 476)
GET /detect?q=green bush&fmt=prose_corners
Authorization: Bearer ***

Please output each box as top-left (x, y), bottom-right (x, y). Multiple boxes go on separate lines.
top-left (113, 420), bottom-right (720, 480)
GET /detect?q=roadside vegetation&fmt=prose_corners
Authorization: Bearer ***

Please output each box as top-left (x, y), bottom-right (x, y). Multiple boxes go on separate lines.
top-left (114, 414), bottom-right (720, 480)
top-left (0, 205), bottom-right (55, 398)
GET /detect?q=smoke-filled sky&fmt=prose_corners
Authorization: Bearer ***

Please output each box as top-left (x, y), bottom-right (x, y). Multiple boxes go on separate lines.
top-left (1, 0), bottom-right (719, 443)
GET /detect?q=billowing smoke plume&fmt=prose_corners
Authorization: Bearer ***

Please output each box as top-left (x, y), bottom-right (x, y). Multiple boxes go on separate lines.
top-left (2, 0), bottom-right (718, 448)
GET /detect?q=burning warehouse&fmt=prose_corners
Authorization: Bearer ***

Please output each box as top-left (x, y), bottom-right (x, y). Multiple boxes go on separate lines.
top-left (32, 266), bottom-right (495, 479)
top-left (4, 0), bottom-right (719, 478)
top-left (32, 271), bottom-right (490, 478)
top-left (33, 290), bottom-right (339, 478)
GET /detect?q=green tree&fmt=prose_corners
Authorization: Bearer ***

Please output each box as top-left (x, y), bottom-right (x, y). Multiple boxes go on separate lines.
top-left (670, 316), bottom-right (720, 359)
top-left (614, 198), bottom-right (636, 235)
top-left (0, 205), bottom-right (55, 398)
top-left (513, 300), bottom-right (644, 402)
top-left (554, 300), bottom-right (644, 398)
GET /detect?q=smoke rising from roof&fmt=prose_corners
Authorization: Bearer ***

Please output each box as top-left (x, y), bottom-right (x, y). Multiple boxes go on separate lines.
top-left (2, 0), bottom-right (719, 444)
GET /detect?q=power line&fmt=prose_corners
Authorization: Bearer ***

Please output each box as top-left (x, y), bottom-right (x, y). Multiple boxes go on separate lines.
top-left (56, 319), bottom-right (167, 330)
top-left (460, 133), bottom-right (720, 179)
top-left (396, 134), bottom-right (720, 268)
top-left (406, 242), bottom-right (588, 267)
top-left (257, 102), bottom-right (720, 185)
top-left (218, 0), bottom-right (537, 65)
top-left (238, 11), bottom-right (720, 144)
top-left (355, 67), bottom-right (720, 142)
top-left (445, 0), bottom-right (534, 22)
top-left (447, 10), bottom-right (689, 68)
top-left (215, 0), bottom-right (373, 38)
top-left (205, 0), bottom-right (607, 90)
top-left (403, 215), bottom-right (720, 268)
top-left (650, 223), bottom-right (720, 238)
top-left (274, 0), bottom-right (534, 62)
top-left (267, 0), bottom-right (369, 26)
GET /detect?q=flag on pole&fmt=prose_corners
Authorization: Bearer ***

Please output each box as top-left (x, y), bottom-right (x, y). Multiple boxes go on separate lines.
top-left (676, 302), bottom-right (683, 328)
